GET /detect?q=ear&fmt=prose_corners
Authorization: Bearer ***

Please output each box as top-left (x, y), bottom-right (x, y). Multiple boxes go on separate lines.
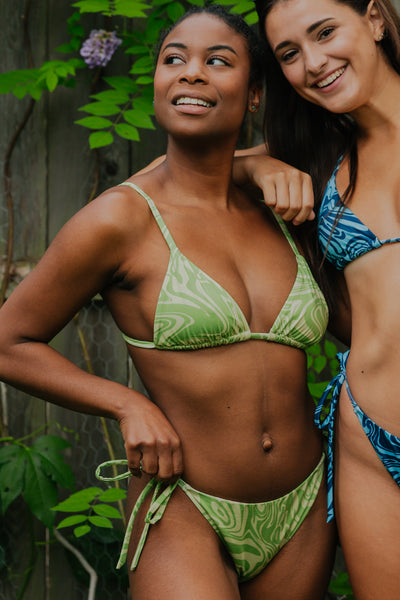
top-left (366, 0), bottom-right (386, 42)
top-left (248, 84), bottom-right (263, 113)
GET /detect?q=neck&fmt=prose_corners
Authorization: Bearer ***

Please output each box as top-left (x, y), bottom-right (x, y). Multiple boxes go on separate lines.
top-left (350, 63), bottom-right (400, 140)
top-left (159, 134), bottom-right (240, 207)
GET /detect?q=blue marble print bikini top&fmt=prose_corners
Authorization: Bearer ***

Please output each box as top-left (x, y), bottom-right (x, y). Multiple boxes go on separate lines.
top-left (318, 156), bottom-right (400, 270)
top-left (118, 181), bottom-right (328, 351)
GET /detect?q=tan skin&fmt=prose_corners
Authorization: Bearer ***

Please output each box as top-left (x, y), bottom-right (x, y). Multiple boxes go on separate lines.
top-left (235, 1), bottom-right (400, 598)
top-left (0, 14), bottom-right (336, 599)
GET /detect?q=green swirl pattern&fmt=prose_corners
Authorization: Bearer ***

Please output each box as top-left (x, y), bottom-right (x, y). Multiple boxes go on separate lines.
top-left (119, 182), bottom-right (328, 351)
top-left (179, 454), bottom-right (324, 581)
top-left (98, 454), bottom-right (324, 581)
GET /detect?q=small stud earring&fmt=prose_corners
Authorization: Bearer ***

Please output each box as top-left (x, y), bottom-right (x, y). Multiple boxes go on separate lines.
top-left (250, 104), bottom-right (257, 112)
top-left (378, 31), bottom-right (384, 41)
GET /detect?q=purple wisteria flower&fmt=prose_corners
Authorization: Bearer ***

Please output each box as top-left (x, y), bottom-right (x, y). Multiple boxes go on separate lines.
top-left (80, 29), bottom-right (122, 69)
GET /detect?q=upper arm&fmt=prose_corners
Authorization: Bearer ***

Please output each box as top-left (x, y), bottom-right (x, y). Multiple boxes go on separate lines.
top-left (0, 190), bottom-right (134, 344)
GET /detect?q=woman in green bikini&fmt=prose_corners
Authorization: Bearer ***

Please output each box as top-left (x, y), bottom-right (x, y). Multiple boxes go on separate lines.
top-left (0, 6), bottom-right (337, 599)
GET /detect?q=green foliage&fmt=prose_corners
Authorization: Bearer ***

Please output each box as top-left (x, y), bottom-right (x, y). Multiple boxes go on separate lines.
top-left (0, 434), bottom-right (75, 529)
top-left (0, 0), bottom-right (257, 147)
top-left (53, 485), bottom-right (126, 538)
top-left (307, 338), bottom-right (339, 404)
top-left (329, 571), bottom-right (354, 599)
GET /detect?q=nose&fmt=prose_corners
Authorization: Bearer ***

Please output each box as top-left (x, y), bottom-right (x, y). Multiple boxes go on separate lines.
top-left (179, 58), bottom-right (207, 84)
top-left (303, 43), bottom-right (327, 75)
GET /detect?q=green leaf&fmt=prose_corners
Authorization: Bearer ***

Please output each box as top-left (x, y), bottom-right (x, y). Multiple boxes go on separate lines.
top-left (244, 10), bottom-right (258, 25)
top-left (72, 0), bottom-right (110, 13)
top-left (114, 0), bottom-right (150, 17)
top-left (167, 2), bottom-right (185, 21)
top-left (46, 71), bottom-right (58, 92)
top-left (124, 109), bottom-right (155, 129)
top-left (313, 355), bottom-right (327, 374)
top-left (34, 449), bottom-right (74, 490)
top-left (324, 339), bottom-right (338, 359)
top-left (186, 0), bottom-right (204, 5)
top-left (74, 524), bottom-right (91, 537)
top-left (103, 76), bottom-right (137, 93)
top-left (132, 96), bottom-right (154, 114)
top-left (32, 435), bottom-right (71, 452)
top-left (91, 90), bottom-right (130, 103)
top-left (329, 571), bottom-right (354, 598)
top-left (98, 488), bottom-right (126, 502)
top-left (57, 514), bottom-right (88, 529)
top-left (230, 1), bottom-right (255, 15)
top-left (89, 131), bottom-right (114, 148)
top-left (0, 449), bottom-right (26, 513)
top-left (93, 503), bottom-right (122, 518)
top-left (23, 451), bottom-right (58, 528)
top-left (142, 18), bottom-right (165, 44)
top-left (88, 515), bottom-right (113, 528)
top-left (306, 343), bottom-right (321, 357)
top-left (75, 116), bottom-right (113, 129)
top-left (130, 56), bottom-right (154, 74)
top-left (79, 102), bottom-right (121, 116)
top-left (125, 45), bottom-right (150, 55)
top-left (0, 444), bottom-right (23, 464)
top-left (52, 486), bottom-right (102, 512)
top-left (115, 123), bottom-right (140, 141)
top-left (135, 76), bottom-right (154, 85)
top-left (308, 381), bottom-right (330, 400)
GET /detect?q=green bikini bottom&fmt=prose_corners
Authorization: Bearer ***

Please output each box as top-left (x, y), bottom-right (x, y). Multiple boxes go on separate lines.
top-left (96, 454), bottom-right (324, 583)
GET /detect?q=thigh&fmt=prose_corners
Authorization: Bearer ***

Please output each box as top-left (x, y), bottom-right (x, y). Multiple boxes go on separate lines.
top-left (127, 485), bottom-right (240, 600)
top-left (239, 479), bottom-right (336, 600)
top-left (335, 394), bottom-right (400, 600)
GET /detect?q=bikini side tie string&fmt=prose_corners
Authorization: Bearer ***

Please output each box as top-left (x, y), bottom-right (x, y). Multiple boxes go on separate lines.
top-left (95, 459), bottom-right (180, 570)
top-left (314, 350), bottom-right (349, 522)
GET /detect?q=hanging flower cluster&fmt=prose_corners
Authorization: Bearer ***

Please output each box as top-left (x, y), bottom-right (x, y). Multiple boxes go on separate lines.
top-left (80, 29), bottom-right (122, 69)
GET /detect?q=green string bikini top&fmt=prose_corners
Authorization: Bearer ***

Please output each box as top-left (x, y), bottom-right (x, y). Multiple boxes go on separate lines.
top-left (119, 182), bottom-right (328, 351)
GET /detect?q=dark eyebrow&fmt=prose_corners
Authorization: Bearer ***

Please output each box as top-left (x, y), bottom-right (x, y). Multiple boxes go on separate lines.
top-left (207, 44), bottom-right (237, 55)
top-left (161, 42), bottom-right (187, 53)
top-left (161, 42), bottom-right (237, 55)
top-left (273, 18), bottom-right (334, 55)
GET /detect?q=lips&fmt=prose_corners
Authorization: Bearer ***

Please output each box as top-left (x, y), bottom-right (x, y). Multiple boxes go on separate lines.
top-left (173, 95), bottom-right (214, 107)
top-left (314, 67), bottom-right (346, 89)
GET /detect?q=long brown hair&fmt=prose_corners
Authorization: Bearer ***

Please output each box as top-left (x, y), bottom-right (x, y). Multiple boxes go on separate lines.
top-left (255, 0), bottom-right (400, 309)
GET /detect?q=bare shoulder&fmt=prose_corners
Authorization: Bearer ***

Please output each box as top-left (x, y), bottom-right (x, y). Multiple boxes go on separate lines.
top-left (55, 177), bottom-right (159, 255)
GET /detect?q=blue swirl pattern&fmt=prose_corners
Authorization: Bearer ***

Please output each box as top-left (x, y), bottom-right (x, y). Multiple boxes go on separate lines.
top-left (318, 158), bottom-right (400, 271)
top-left (315, 351), bottom-right (400, 522)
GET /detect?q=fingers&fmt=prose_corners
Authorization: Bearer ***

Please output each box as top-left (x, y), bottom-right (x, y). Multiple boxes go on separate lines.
top-left (252, 156), bottom-right (315, 225)
top-left (125, 432), bottom-right (183, 482)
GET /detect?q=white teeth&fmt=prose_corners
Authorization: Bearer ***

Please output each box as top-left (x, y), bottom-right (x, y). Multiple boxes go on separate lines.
top-left (316, 67), bottom-right (345, 88)
top-left (176, 97), bottom-right (212, 107)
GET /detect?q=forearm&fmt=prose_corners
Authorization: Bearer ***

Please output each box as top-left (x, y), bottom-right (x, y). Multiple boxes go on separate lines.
top-left (0, 340), bottom-right (138, 421)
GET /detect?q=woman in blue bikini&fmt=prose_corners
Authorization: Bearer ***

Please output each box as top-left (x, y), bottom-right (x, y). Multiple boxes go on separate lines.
top-left (0, 6), bottom-right (335, 599)
top-left (239, 0), bottom-right (400, 597)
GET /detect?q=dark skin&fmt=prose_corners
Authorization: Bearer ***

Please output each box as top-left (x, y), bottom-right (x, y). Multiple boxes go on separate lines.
top-left (0, 14), bottom-right (339, 599)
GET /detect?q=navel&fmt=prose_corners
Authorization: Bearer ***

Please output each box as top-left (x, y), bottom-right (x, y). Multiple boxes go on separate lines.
top-left (261, 432), bottom-right (273, 452)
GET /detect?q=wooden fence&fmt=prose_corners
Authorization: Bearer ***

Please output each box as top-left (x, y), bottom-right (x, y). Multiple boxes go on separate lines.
top-left (0, 2), bottom-right (167, 598)
top-left (2, 1), bottom-right (400, 599)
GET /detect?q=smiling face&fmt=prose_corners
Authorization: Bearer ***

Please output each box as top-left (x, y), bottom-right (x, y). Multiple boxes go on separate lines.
top-left (153, 13), bottom-right (262, 141)
top-left (265, 0), bottom-right (386, 114)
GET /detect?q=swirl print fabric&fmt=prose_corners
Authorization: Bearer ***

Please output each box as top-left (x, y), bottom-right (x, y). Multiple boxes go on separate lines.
top-left (315, 351), bottom-right (400, 522)
top-left (103, 454), bottom-right (324, 581)
top-left (318, 158), bottom-right (400, 271)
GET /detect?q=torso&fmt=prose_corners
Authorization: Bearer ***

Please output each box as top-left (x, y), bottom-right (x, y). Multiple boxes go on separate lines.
top-left (318, 148), bottom-right (400, 437)
top-left (100, 170), bottom-right (325, 501)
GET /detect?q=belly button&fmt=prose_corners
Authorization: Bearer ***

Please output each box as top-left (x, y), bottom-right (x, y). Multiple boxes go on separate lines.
top-left (261, 433), bottom-right (273, 452)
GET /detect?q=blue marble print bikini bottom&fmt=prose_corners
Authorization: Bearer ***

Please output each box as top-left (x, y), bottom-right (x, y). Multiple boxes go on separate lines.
top-left (315, 350), bottom-right (400, 522)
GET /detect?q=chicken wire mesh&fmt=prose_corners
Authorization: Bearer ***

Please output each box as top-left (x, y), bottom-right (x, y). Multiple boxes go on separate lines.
top-left (0, 295), bottom-right (143, 599)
